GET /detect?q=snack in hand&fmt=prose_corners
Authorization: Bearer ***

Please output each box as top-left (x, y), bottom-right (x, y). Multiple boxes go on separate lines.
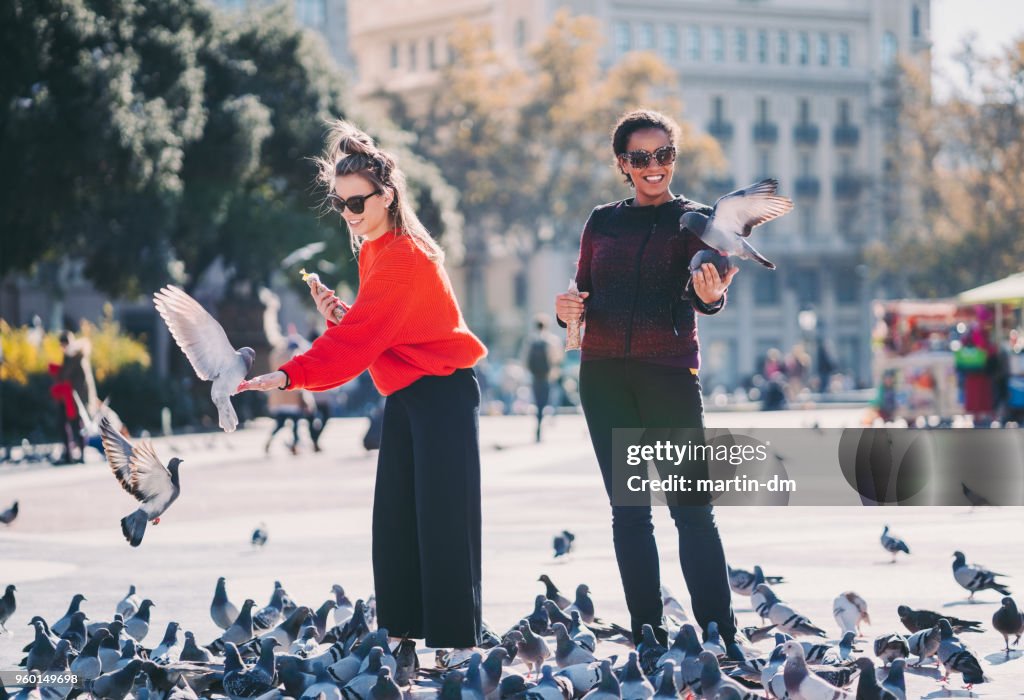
top-left (565, 279), bottom-right (582, 351)
top-left (301, 268), bottom-right (346, 322)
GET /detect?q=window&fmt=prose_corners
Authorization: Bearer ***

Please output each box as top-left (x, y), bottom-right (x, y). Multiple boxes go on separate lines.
top-left (408, 41), bottom-right (417, 71)
top-left (295, 0), bottom-right (325, 27)
top-left (735, 29), bottom-right (748, 62)
top-left (912, 5), bottom-right (921, 38)
top-left (711, 27), bottom-right (725, 62)
top-left (757, 149), bottom-right (771, 179)
top-left (615, 21), bottom-right (632, 54)
top-left (757, 97), bottom-right (769, 123)
top-left (663, 25), bottom-right (679, 59)
top-left (638, 23), bottom-right (655, 50)
top-left (798, 32), bottom-right (809, 65)
top-left (838, 34), bottom-right (850, 67)
top-left (712, 96), bottom-right (724, 121)
top-left (882, 32), bottom-right (898, 66)
top-left (799, 98), bottom-right (810, 124)
top-left (754, 271), bottom-right (779, 305)
top-left (390, 42), bottom-right (399, 69)
top-left (515, 19), bottom-right (527, 49)
top-left (838, 99), bottom-right (850, 124)
top-left (688, 26), bottom-right (702, 60)
top-left (777, 31), bottom-right (789, 64)
top-left (817, 33), bottom-right (829, 66)
top-left (835, 267), bottom-right (859, 303)
top-left (757, 30), bottom-right (768, 63)
top-left (793, 268), bottom-right (820, 304)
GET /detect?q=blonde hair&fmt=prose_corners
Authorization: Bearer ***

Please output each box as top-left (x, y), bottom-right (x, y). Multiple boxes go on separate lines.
top-left (315, 120), bottom-right (444, 263)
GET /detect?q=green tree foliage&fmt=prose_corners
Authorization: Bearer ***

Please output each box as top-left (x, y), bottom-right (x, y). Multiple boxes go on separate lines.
top-left (872, 37), bottom-right (1024, 297)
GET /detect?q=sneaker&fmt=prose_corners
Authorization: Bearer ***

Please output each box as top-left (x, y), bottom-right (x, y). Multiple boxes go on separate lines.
top-left (435, 647), bottom-right (478, 670)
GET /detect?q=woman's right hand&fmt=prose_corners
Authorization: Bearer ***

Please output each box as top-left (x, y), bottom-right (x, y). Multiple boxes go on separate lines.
top-left (555, 291), bottom-right (589, 324)
top-left (311, 282), bottom-right (342, 323)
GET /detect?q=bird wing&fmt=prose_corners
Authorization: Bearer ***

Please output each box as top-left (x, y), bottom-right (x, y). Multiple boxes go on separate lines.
top-left (129, 442), bottom-right (174, 505)
top-left (101, 417), bottom-right (137, 496)
top-left (710, 179), bottom-right (794, 237)
top-left (154, 286), bottom-right (238, 381)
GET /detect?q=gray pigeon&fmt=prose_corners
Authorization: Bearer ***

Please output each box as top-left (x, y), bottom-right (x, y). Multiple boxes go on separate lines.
top-left (881, 659), bottom-right (906, 700)
top-left (685, 249), bottom-right (732, 293)
top-left (696, 651), bottom-right (755, 700)
top-left (212, 577), bottom-right (240, 631)
top-left (60, 610), bottom-right (88, 651)
top-left (952, 550), bottom-right (1010, 600)
top-left (515, 620), bottom-right (551, 675)
top-left (152, 621), bottom-right (183, 664)
top-left (180, 630), bottom-right (213, 663)
top-left (580, 660), bottom-right (620, 700)
top-left (223, 642), bottom-right (276, 700)
top-left (154, 285), bottom-right (256, 432)
top-left (552, 622), bottom-right (596, 669)
top-left (852, 657), bottom-right (895, 700)
top-left (100, 417), bottom-right (182, 547)
top-left (0, 584), bottom-right (16, 632)
top-left (89, 658), bottom-right (144, 700)
top-left (0, 501), bottom-right (18, 525)
top-left (370, 666), bottom-right (403, 700)
top-left (52, 594), bottom-right (86, 636)
top-left (636, 624), bottom-right (666, 676)
top-left (252, 523), bottom-right (269, 548)
top-left (895, 605), bottom-right (982, 634)
top-left (880, 526), bottom-right (909, 562)
top-left (70, 628), bottom-right (109, 681)
top-left (125, 599), bottom-right (155, 642)
top-left (872, 634), bottom-right (908, 666)
top-left (752, 584), bottom-right (827, 637)
top-left (992, 597), bottom-right (1023, 655)
top-left (936, 618), bottom-right (989, 688)
top-left (568, 611), bottom-right (597, 653)
top-left (24, 619), bottom-right (58, 671)
top-left (905, 625), bottom-right (941, 666)
top-left (539, 575), bottom-right (571, 610)
top-left (781, 642), bottom-right (851, 699)
top-left (679, 178), bottom-right (793, 270)
top-left (115, 585), bottom-right (141, 620)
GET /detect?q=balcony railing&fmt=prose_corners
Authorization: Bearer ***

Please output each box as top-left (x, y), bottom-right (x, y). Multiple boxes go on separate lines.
top-left (833, 124), bottom-right (860, 147)
top-left (795, 176), bottom-right (821, 198)
top-left (707, 120), bottom-right (734, 140)
top-left (793, 123), bottom-right (819, 146)
top-left (834, 175), bottom-right (863, 199)
top-left (753, 122), bottom-right (778, 144)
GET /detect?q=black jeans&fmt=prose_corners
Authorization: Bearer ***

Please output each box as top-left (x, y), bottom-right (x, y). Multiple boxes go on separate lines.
top-left (372, 369), bottom-right (482, 648)
top-left (579, 358), bottom-right (737, 646)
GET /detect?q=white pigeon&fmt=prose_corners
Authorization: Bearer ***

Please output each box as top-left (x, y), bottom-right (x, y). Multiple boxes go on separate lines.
top-left (832, 592), bottom-right (870, 636)
top-left (153, 285), bottom-right (256, 432)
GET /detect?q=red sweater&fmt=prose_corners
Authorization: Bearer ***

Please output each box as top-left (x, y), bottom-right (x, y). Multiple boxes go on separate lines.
top-left (279, 230), bottom-right (486, 396)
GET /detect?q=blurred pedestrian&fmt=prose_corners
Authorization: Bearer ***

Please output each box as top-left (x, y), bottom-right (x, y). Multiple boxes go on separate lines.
top-left (523, 313), bottom-right (563, 442)
top-left (265, 340), bottom-right (314, 455)
top-left (53, 331), bottom-right (97, 463)
top-left (237, 121), bottom-right (487, 665)
top-left (554, 109), bottom-right (740, 654)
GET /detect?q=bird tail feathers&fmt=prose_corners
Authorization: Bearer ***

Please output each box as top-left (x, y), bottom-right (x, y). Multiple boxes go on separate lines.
top-left (215, 396), bottom-right (238, 433)
top-left (740, 239), bottom-right (776, 270)
top-left (121, 510), bottom-right (148, 547)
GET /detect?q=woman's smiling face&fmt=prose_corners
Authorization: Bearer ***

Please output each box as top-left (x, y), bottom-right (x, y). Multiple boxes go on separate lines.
top-left (619, 127), bottom-right (675, 206)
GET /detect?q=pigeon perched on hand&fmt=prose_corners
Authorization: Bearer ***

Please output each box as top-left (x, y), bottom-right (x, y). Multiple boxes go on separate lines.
top-left (679, 178), bottom-right (793, 271)
top-left (153, 285), bottom-right (255, 432)
top-left (0, 500), bottom-right (18, 525)
top-left (952, 550), bottom-right (1011, 600)
top-left (100, 417), bottom-right (182, 547)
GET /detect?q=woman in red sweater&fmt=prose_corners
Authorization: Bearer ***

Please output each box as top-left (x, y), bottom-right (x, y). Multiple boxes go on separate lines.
top-left (238, 121), bottom-right (487, 665)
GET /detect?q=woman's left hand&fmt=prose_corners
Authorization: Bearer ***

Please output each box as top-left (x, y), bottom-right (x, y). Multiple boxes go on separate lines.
top-left (236, 371), bottom-right (287, 393)
top-left (693, 262), bottom-right (739, 305)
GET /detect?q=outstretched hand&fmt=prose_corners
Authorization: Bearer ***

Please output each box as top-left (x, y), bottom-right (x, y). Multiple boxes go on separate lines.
top-left (692, 263), bottom-right (738, 305)
top-left (236, 371), bottom-right (287, 394)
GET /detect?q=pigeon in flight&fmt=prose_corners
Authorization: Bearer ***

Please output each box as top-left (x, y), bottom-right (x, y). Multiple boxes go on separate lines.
top-left (679, 178), bottom-right (794, 270)
top-left (0, 500), bottom-right (18, 525)
top-left (952, 550), bottom-right (1011, 600)
top-left (100, 417), bottom-right (182, 547)
top-left (153, 285), bottom-right (255, 432)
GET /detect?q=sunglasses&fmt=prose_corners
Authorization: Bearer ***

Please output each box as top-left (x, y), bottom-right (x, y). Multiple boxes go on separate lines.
top-left (619, 145), bottom-right (677, 169)
top-left (326, 190), bottom-right (382, 215)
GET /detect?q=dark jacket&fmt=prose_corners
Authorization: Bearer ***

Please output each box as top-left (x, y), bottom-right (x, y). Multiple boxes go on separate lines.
top-left (567, 195), bottom-right (725, 366)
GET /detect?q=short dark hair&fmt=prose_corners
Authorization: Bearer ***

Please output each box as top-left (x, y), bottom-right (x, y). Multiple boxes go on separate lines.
top-left (58, 331), bottom-right (72, 346)
top-left (611, 109), bottom-right (680, 185)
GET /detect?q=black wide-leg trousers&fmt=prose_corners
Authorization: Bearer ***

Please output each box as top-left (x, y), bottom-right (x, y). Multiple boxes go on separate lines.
top-left (579, 358), bottom-right (737, 647)
top-left (372, 368), bottom-right (482, 648)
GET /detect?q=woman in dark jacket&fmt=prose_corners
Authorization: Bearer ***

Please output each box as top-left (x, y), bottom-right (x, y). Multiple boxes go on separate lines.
top-left (555, 110), bottom-right (740, 655)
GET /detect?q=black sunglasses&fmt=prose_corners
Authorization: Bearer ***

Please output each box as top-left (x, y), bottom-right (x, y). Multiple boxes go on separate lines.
top-left (326, 190), bottom-right (382, 215)
top-left (619, 145), bottom-right (677, 169)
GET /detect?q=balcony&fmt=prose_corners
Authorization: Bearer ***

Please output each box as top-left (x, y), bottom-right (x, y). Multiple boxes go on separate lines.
top-left (704, 176), bottom-right (736, 194)
top-left (707, 120), bottom-right (734, 140)
top-left (753, 122), bottom-right (778, 144)
top-left (795, 176), bottom-right (821, 198)
top-left (833, 124), bottom-right (860, 147)
top-left (834, 175), bottom-right (863, 200)
top-left (793, 123), bottom-right (819, 146)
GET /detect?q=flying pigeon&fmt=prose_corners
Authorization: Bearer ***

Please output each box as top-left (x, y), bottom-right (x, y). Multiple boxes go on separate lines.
top-left (832, 591), bottom-right (870, 636)
top-left (679, 178), bottom-right (793, 271)
top-left (100, 417), bottom-right (182, 547)
top-left (880, 526), bottom-right (909, 562)
top-left (896, 605), bottom-right (983, 634)
top-left (0, 584), bottom-right (16, 633)
top-left (992, 596), bottom-right (1024, 654)
top-left (153, 285), bottom-right (256, 432)
top-left (952, 550), bottom-right (1011, 600)
top-left (0, 501), bottom-right (18, 525)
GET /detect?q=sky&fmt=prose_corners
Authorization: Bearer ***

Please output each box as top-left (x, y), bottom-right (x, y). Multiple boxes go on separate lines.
top-left (930, 0), bottom-right (1024, 93)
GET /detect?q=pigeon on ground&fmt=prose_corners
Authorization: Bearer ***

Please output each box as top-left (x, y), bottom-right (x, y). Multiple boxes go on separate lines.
top-left (527, 595), bottom-right (551, 635)
top-left (100, 417), bottom-right (182, 547)
top-left (581, 660), bottom-right (620, 700)
top-left (116, 585), bottom-right (141, 620)
top-left (880, 526), bottom-right (909, 563)
top-left (312, 600), bottom-right (337, 641)
top-left (636, 624), bottom-right (666, 676)
top-left (566, 585), bottom-right (596, 625)
top-left (728, 566), bottom-right (785, 597)
top-left (852, 657), bottom-right (895, 700)
top-left (52, 593), bottom-right (87, 636)
top-left (678, 178), bottom-right (793, 271)
top-left (223, 642), bottom-right (276, 699)
top-left (781, 642), bottom-right (852, 699)
top-left (952, 550), bottom-right (1011, 600)
top-left (568, 611), bottom-right (597, 653)
top-left (752, 584), bottom-right (827, 637)
top-left (60, 610), bottom-right (88, 651)
top-left (344, 646), bottom-right (389, 699)
top-left (331, 585), bottom-right (354, 626)
top-left (125, 599), bottom-right (155, 642)
top-left (696, 651), bottom-right (756, 700)
top-left (895, 605), bottom-right (983, 634)
top-left (254, 587), bottom-right (286, 631)
top-left (499, 673), bottom-right (535, 700)
top-left (740, 623), bottom-right (777, 645)
top-left (370, 666), bottom-right (403, 700)
top-left (552, 622), bottom-right (596, 669)
top-left (180, 631), bottom-right (212, 663)
top-left (531, 664), bottom-right (573, 700)
top-left (905, 625), bottom-right (941, 667)
top-left (992, 597), bottom-right (1024, 654)
top-left (553, 531), bottom-right (576, 558)
top-left (516, 620), bottom-right (551, 675)
top-left (152, 621), bottom-right (184, 664)
top-left (0, 584), bottom-right (16, 633)
top-left (390, 638), bottom-right (418, 687)
top-left (936, 618), bottom-right (989, 688)
top-left (209, 599), bottom-right (257, 652)
top-left (616, 652), bottom-right (654, 700)
top-left (880, 659), bottom-right (906, 700)
top-left (539, 576), bottom-right (572, 610)
top-left (42, 639), bottom-right (76, 696)
top-left (153, 285), bottom-right (256, 432)
top-left (802, 632), bottom-right (857, 665)
top-left (0, 501), bottom-right (18, 525)
top-left (323, 598), bottom-right (369, 652)
top-left (212, 577), bottom-right (240, 631)
top-left (249, 638), bottom-right (281, 687)
top-left (24, 619), bottom-right (58, 671)
top-left (477, 646), bottom-right (506, 695)
top-left (833, 592), bottom-right (870, 636)
top-left (556, 660), bottom-right (602, 698)
top-left (70, 628), bottom-right (109, 682)
top-left (251, 524), bottom-right (269, 548)
top-left (88, 658), bottom-right (144, 700)
top-left (873, 634), bottom-right (908, 666)
top-left (543, 600), bottom-right (573, 629)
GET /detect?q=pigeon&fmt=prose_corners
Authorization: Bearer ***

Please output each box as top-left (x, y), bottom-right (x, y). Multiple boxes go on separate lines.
top-left (660, 586), bottom-right (689, 623)
top-left (252, 523), bottom-right (269, 548)
top-left (312, 600), bottom-right (338, 641)
top-left (100, 417), bottom-right (182, 547)
top-left (539, 576), bottom-right (572, 610)
top-left (70, 627), bottom-right (109, 682)
top-left (323, 598), bottom-right (369, 652)
top-left (781, 642), bottom-right (852, 699)
top-left (0, 501), bottom-right (18, 525)
top-left (880, 659), bottom-right (906, 700)
top-left (872, 634), bottom-right (908, 666)
top-left (552, 622), bottom-right (596, 669)
top-left (115, 585), bottom-right (141, 620)
top-left (801, 632), bottom-right (857, 665)
top-left (153, 285), bottom-right (256, 432)
top-left (879, 526), bottom-right (909, 563)
top-left (553, 530), bottom-right (576, 558)
top-left (23, 619), bottom-right (60, 672)
top-left (651, 660), bottom-right (679, 700)
top-left (902, 625), bottom-right (939, 668)
top-left (992, 596), bottom-right (1024, 654)
top-left (344, 646), bottom-right (389, 698)
top-left (254, 587), bottom-right (287, 631)
top-left (499, 673), bottom-right (535, 700)
top-left (696, 651), bottom-right (755, 700)
top-left (895, 605), bottom-right (983, 634)
top-left (581, 660), bottom-right (620, 700)
top-left (60, 610), bottom-right (88, 651)
top-left (685, 249), bottom-right (733, 292)
top-left (125, 599), bottom-right (155, 642)
top-left (678, 178), bottom-right (793, 271)
top-left (460, 653), bottom-right (487, 700)
top-left (616, 652), bottom-right (654, 700)
top-left (567, 585), bottom-right (595, 624)
top-left (369, 666), bottom-right (403, 700)
top-left (568, 611), bottom-right (597, 653)
top-left (556, 660), bottom-right (603, 698)
top-left (223, 641), bottom-right (276, 699)
top-left (180, 631), bottom-right (213, 663)
top-left (212, 577), bottom-right (241, 631)
top-left (331, 585), bottom-right (354, 626)
top-left (42, 639), bottom-right (76, 697)
top-left (527, 595), bottom-right (551, 635)
top-left (852, 657), bottom-right (895, 700)
top-left (210, 598), bottom-right (257, 651)
top-left (516, 620), bottom-right (551, 675)
top-left (89, 658), bottom-right (144, 700)
top-left (152, 621), bottom-right (184, 664)
top-left (479, 647), bottom-right (507, 695)
top-left (960, 482), bottom-right (991, 507)
top-left (832, 592), bottom-right (870, 636)
top-left (936, 618), bottom-right (989, 688)
top-left (952, 550), bottom-right (1011, 600)
top-left (752, 584), bottom-right (827, 637)
top-left (740, 624), bottom-right (777, 644)
top-left (52, 593), bottom-right (87, 636)
top-left (0, 584), bottom-right (16, 633)
top-left (636, 624), bottom-right (666, 676)
top-left (543, 601), bottom-right (573, 629)
top-left (260, 605), bottom-right (314, 649)
top-left (531, 664), bottom-right (573, 700)
top-left (250, 638), bottom-right (281, 687)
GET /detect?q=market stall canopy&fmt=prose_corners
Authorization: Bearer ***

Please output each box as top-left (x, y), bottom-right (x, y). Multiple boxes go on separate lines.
top-left (957, 271), bottom-right (1024, 304)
